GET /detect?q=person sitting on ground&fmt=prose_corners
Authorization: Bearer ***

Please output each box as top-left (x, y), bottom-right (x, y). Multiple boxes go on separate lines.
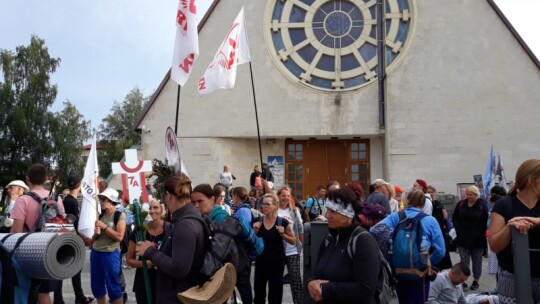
top-left (428, 262), bottom-right (471, 304)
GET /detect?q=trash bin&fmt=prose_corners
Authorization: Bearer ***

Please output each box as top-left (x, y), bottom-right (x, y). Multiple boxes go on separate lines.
top-left (303, 221), bottom-right (329, 304)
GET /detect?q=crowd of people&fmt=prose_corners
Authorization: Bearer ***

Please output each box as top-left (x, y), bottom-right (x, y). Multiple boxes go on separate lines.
top-left (1, 159), bottom-right (540, 303)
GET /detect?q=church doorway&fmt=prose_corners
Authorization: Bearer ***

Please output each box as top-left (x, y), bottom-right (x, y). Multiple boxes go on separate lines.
top-left (285, 139), bottom-right (370, 200)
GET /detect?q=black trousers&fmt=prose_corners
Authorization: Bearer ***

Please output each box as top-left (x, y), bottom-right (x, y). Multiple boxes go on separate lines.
top-left (253, 260), bottom-right (285, 304)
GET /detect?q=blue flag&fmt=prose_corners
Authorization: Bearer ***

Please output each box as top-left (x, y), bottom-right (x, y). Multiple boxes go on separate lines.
top-left (483, 146), bottom-right (494, 197)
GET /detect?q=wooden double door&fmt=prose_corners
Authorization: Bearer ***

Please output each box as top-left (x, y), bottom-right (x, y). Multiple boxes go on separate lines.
top-left (285, 139), bottom-right (370, 200)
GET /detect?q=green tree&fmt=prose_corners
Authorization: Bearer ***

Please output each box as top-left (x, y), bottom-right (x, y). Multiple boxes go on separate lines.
top-left (52, 100), bottom-right (91, 189)
top-left (0, 35), bottom-right (61, 187)
top-left (98, 86), bottom-right (147, 178)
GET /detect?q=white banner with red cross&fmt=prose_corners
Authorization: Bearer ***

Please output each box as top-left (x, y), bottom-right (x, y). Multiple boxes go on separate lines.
top-left (112, 149), bottom-right (152, 204)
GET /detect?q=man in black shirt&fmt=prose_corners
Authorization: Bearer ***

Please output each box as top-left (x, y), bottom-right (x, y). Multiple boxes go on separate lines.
top-left (58, 175), bottom-right (94, 304)
top-left (261, 163), bottom-right (274, 183)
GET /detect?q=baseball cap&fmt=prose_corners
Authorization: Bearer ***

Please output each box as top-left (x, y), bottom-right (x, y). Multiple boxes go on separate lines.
top-left (67, 175), bottom-right (81, 188)
top-left (373, 179), bottom-right (388, 188)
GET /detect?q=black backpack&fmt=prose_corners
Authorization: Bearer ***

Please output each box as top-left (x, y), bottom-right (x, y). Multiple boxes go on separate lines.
top-left (99, 211), bottom-right (130, 254)
top-left (177, 214), bottom-right (243, 280)
top-left (324, 227), bottom-right (397, 304)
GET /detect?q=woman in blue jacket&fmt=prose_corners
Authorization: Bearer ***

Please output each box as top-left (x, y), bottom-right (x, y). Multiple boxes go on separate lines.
top-left (371, 189), bottom-right (445, 304)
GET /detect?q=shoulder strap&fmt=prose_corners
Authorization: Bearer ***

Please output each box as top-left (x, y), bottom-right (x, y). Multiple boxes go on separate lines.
top-left (347, 227), bottom-right (369, 259)
top-left (163, 221), bottom-right (173, 235)
top-left (178, 214), bottom-right (211, 241)
top-left (113, 211), bottom-right (122, 225)
top-left (24, 192), bottom-right (44, 204)
top-left (397, 210), bottom-right (407, 222)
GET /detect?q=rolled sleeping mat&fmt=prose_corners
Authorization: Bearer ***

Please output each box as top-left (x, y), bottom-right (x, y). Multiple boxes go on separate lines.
top-left (0, 232), bottom-right (86, 280)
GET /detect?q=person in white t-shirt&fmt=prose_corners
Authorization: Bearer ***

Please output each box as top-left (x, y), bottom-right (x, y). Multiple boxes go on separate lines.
top-left (277, 187), bottom-right (304, 304)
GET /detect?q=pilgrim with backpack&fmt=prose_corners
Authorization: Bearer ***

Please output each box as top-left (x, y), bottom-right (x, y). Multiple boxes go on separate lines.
top-left (370, 189), bottom-right (446, 304)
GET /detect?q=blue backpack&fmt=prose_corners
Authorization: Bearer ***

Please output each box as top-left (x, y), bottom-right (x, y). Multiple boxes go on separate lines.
top-left (390, 211), bottom-right (428, 281)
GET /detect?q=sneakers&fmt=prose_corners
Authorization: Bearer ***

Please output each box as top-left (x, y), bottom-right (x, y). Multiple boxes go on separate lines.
top-left (470, 281), bottom-right (480, 291)
top-left (462, 282), bottom-right (468, 290)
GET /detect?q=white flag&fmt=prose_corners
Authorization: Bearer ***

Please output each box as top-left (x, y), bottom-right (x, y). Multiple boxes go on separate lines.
top-left (171, 0), bottom-right (199, 86)
top-left (198, 7), bottom-right (250, 95)
top-left (78, 135), bottom-right (100, 239)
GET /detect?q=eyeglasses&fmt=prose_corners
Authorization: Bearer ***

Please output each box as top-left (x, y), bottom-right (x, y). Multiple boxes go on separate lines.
top-left (261, 202), bottom-right (273, 207)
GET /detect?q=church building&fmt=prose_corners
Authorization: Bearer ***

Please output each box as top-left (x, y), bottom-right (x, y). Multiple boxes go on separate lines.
top-left (134, 0), bottom-right (540, 199)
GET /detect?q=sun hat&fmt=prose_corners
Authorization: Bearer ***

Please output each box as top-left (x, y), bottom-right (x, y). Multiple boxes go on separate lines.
top-left (97, 188), bottom-right (119, 204)
top-left (177, 263), bottom-right (237, 304)
top-left (5, 180), bottom-right (29, 192)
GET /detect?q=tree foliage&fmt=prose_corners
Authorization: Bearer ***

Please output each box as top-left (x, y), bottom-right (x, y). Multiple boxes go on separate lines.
top-left (0, 35), bottom-right (60, 186)
top-left (52, 101), bottom-right (91, 189)
top-left (98, 87), bottom-right (146, 178)
top-left (0, 36), bottom-right (90, 189)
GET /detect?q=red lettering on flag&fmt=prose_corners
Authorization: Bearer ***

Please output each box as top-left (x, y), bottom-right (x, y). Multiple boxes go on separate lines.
top-left (177, 10), bottom-right (187, 31)
top-left (181, 0), bottom-right (196, 14)
top-left (198, 77), bottom-right (206, 90)
top-left (189, 0), bottom-right (196, 14)
top-left (179, 53), bottom-right (195, 73)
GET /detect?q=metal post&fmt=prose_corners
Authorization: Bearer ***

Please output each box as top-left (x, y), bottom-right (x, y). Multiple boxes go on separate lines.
top-left (511, 228), bottom-right (533, 304)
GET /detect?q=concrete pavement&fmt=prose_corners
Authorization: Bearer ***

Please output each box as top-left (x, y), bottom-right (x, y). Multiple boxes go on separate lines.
top-left (56, 250), bottom-right (496, 303)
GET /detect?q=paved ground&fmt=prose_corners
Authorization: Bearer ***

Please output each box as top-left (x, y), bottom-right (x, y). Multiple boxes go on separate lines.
top-left (56, 250), bottom-right (497, 304)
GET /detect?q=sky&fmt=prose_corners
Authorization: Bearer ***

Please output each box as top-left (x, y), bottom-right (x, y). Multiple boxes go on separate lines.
top-left (0, 0), bottom-right (538, 130)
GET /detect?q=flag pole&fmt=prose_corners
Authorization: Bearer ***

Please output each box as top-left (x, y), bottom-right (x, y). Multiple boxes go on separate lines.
top-left (174, 84), bottom-right (181, 134)
top-left (249, 62), bottom-right (264, 170)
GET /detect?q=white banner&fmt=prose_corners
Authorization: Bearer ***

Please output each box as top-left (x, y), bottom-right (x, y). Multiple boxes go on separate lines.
top-left (171, 0), bottom-right (199, 86)
top-left (78, 134), bottom-right (100, 239)
top-left (165, 127), bottom-right (190, 177)
top-left (198, 7), bottom-right (250, 95)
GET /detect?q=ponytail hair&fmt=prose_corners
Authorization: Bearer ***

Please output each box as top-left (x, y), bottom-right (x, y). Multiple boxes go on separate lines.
top-left (510, 159), bottom-right (540, 196)
top-left (232, 186), bottom-right (249, 202)
top-left (164, 174), bottom-right (192, 201)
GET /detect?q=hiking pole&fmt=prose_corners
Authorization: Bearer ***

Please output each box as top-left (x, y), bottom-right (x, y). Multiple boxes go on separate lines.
top-left (133, 198), bottom-right (152, 304)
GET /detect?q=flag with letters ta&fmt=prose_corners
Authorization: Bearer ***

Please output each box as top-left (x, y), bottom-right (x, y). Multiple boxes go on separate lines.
top-left (198, 7), bottom-right (250, 95)
top-left (171, 0), bottom-right (199, 86)
top-left (78, 134), bottom-right (100, 239)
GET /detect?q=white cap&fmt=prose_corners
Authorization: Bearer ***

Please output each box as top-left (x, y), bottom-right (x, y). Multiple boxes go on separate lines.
top-left (98, 188), bottom-right (119, 204)
top-left (5, 180), bottom-right (29, 192)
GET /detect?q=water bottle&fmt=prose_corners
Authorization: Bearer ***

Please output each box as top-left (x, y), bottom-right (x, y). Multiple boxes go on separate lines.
top-left (420, 235), bottom-right (429, 265)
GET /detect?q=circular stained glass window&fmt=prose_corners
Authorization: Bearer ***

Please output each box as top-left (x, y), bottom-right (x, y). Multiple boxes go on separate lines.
top-left (264, 0), bottom-right (414, 92)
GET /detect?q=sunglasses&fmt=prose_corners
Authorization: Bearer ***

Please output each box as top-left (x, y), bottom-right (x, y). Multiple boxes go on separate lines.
top-left (261, 202), bottom-right (273, 207)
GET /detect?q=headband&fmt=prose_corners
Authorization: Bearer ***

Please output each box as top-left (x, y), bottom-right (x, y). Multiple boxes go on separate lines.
top-left (325, 199), bottom-right (355, 219)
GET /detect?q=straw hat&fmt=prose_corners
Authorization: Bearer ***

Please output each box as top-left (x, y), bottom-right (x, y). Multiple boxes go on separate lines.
top-left (177, 263), bottom-right (237, 304)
